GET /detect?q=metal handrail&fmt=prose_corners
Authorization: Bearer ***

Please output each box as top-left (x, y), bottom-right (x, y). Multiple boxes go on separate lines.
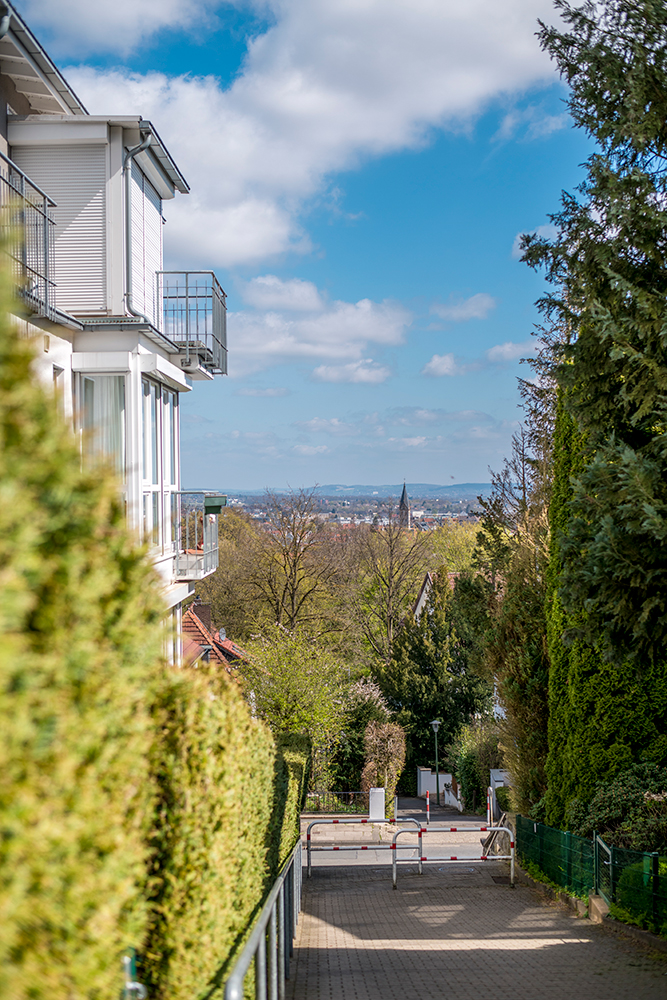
top-left (224, 840), bottom-right (302, 1000)
top-left (0, 148), bottom-right (56, 206)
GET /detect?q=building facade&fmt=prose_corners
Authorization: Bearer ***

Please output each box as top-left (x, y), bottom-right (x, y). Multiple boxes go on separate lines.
top-left (0, 3), bottom-right (225, 662)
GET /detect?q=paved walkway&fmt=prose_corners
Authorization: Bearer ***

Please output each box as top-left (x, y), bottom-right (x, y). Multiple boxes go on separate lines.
top-left (288, 860), bottom-right (667, 999)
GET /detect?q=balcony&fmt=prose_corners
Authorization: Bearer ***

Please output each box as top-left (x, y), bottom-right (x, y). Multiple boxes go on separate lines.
top-left (0, 149), bottom-right (56, 322)
top-left (173, 491), bottom-right (227, 581)
top-left (157, 271), bottom-right (227, 377)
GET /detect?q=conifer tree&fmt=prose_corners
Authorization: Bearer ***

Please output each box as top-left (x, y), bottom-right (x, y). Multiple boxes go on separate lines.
top-left (377, 573), bottom-right (491, 779)
top-left (0, 262), bottom-right (164, 997)
top-left (524, 0), bottom-right (667, 667)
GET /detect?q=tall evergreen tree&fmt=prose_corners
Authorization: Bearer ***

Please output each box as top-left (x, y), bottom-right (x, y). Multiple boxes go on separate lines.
top-left (376, 573), bottom-right (491, 782)
top-left (524, 0), bottom-right (667, 667)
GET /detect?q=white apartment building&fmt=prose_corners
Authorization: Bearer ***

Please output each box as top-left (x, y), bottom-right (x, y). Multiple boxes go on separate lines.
top-left (0, 3), bottom-right (226, 661)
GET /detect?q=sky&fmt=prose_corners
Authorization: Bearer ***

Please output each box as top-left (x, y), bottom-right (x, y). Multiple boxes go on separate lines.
top-left (16, 0), bottom-right (591, 490)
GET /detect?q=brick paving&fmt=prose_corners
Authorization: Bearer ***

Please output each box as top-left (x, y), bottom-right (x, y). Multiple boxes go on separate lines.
top-left (287, 863), bottom-right (667, 999)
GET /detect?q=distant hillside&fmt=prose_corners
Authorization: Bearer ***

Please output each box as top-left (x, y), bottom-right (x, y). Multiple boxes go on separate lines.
top-left (211, 482), bottom-right (492, 501)
top-left (315, 483), bottom-right (491, 500)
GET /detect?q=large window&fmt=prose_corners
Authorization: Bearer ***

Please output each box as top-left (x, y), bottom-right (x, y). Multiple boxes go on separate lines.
top-left (79, 373), bottom-right (126, 478)
top-left (142, 378), bottom-right (179, 550)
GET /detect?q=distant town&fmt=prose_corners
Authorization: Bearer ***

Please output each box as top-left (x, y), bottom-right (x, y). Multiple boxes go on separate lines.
top-left (222, 482), bottom-right (491, 527)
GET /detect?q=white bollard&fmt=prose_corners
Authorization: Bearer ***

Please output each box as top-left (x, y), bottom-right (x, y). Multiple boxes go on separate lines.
top-left (426, 790), bottom-right (430, 825)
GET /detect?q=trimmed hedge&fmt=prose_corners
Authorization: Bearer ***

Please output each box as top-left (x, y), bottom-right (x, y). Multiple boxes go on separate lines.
top-left (544, 396), bottom-right (667, 827)
top-left (142, 669), bottom-right (309, 1000)
top-left (0, 265), bottom-right (310, 999)
top-left (0, 270), bottom-right (164, 998)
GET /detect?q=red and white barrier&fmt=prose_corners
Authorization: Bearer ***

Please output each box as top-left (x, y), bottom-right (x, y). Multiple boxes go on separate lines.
top-left (306, 817), bottom-right (422, 877)
top-left (391, 824), bottom-right (515, 889)
top-left (426, 790), bottom-right (430, 825)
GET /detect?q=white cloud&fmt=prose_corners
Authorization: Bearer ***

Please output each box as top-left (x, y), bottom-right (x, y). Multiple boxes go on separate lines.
top-left (430, 293), bottom-right (496, 322)
top-left (293, 443), bottom-right (329, 455)
top-left (312, 360), bottom-right (391, 384)
top-left (229, 292), bottom-right (410, 375)
top-left (62, 0), bottom-right (557, 268)
top-left (512, 223), bottom-right (558, 259)
top-left (235, 386), bottom-right (290, 396)
top-left (297, 417), bottom-right (358, 435)
top-left (485, 338), bottom-right (537, 363)
top-left (240, 275), bottom-right (324, 312)
top-left (421, 353), bottom-right (466, 377)
top-left (20, 0), bottom-right (223, 57)
top-left (494, 105), bottom-right (568, 143)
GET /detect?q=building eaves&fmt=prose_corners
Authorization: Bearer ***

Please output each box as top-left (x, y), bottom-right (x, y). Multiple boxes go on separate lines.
top-left (2, 3), bottom-right (87, 115)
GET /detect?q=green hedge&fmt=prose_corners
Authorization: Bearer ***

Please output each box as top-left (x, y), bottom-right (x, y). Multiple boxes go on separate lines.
top-left (141, 670), bottom-right (309, 1000)
top-left (0, 267), bottom-right (310, 1000)
top-left (0, 269), bottom-right (164, 999)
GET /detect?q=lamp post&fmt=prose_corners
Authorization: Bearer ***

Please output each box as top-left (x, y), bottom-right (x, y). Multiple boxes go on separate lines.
top-left (430, 719), bottom-right (441, 807)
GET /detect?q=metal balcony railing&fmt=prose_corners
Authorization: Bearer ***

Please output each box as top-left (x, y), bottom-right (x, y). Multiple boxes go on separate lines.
top-left (173, 491), bottom-right (226, 581)
top-left (157, 271), bottom-right (227, 375)
top-left (0, 149), bottom-right (56, 322)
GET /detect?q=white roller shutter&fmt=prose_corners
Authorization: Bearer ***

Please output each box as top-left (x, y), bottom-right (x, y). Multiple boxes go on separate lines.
top-left (12, 143), bottom-right (107, 314)
top-left (131, 161), bottom-right (162, 325)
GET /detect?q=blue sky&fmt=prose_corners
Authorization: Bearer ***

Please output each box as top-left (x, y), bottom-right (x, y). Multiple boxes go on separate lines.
top-left (18, 0), bottom-right (591, 490)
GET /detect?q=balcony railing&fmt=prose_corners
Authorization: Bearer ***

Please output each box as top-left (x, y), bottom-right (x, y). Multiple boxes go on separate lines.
top-left (0, 149), bottom-right (56, 322)
top-left (173, 491), bottom-right (227, 581)
top-left (157, 271), bottom-right (227, 375)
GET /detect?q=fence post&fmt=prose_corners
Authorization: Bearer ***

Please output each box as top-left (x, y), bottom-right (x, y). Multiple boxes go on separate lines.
top-left (652, 852), bottom-right (659, 926)
top-left (593, 831), bottom-right (598, 897)
top-left (610, 845), bottom-right (616, 904)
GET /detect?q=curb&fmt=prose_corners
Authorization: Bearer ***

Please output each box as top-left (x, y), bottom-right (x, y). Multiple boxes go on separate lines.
top-left (515, 863), bottom-right (667, 955)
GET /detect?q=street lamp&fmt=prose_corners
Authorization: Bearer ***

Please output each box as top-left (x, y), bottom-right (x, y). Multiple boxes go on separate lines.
top-left (430, 719), bottom-right (441, 807)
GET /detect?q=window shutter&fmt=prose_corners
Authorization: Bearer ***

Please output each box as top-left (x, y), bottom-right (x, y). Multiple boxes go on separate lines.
top-left (12, 143), bottom-right (107, 314)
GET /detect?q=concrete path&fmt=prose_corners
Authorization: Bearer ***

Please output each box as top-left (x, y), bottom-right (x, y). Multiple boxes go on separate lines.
top-left (288, 862), bottom-right (667, 999)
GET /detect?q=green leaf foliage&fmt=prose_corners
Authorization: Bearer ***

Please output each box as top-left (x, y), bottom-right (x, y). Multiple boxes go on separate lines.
top-left (447, 719), bottom-right (503, 813)
top-left (0, 266), bottom-right (164, 998)
top-left (0, 258), bottom-right (311, 1000)
top-left (567, 763), bottom-right (667, 852)
top-left (525, 0), bottom-right (667, 666)
top-left (544, 396), bottom-right (667, 827)
top-left (376, 572), bottom-right (491, 786)
top-left (142, 667), bottom-right (309, 1000)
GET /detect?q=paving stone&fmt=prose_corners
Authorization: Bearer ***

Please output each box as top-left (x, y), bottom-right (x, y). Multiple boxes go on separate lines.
top-left (287, 863), bottom-right (667, 1000)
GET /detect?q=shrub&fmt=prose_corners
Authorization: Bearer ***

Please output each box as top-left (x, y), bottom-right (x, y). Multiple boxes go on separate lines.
top-left (567, 763), bottom-right (667, 852)
top-left (448, 718), bottom-right (503, 812)
top-left (0, 263), bottom-right (164, 998)
top-left (360, 721), bottom-right (406, 816)
top-left (142, 668), bottom-right (309, 1000)
top-left (332, 679), bottom-right (390, 792)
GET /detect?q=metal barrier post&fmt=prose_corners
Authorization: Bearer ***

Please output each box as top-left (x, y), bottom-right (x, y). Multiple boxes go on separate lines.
top-left (277, 886), bottom-right (285, 1000)
top-left (426, 790), bottom-right (430, 825)
top-left (268, 906), bottom-right (277, 1000)
top-left (510, 833), bottom-right (515, 888)
top-left (255, 931), bottom-right (267, 1000)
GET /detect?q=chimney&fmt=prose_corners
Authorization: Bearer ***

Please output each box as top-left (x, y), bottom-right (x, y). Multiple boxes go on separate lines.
top-left (192, 599), bottom-right (212, 630)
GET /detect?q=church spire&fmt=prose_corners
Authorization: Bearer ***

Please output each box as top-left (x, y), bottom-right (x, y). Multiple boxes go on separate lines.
top-left (398, 481), bottom-right (411, 529)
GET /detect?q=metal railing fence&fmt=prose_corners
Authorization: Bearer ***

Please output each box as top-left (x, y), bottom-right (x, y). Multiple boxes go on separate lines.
top-left (157, 271), bottom-right (227, 375)
top-left (516, 816), bottom-right (594, 897)
top-left (0, 149), bottom-right (56, 321)
top-left (516, 816), bottom-right (667, 930)
top-left (173, 491), bottom-right (226, 580)
top-left (223, 840), bottom-right (302, 1000)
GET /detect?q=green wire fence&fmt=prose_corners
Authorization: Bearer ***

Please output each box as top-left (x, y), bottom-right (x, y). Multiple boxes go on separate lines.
top-left (516, 816), bottom-right (667, 933)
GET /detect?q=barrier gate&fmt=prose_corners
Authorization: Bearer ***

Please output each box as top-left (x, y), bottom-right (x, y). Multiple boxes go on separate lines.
top-left (305, 818), bottom-right (515, 890)
top-left (306, 817), bottom-right (422, 877)
top-left (392, 824), bottom-right (515, 888)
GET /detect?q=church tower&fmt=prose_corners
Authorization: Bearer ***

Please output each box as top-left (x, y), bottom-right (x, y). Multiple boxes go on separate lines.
top-left (398, 482), bottom-right (411, 529)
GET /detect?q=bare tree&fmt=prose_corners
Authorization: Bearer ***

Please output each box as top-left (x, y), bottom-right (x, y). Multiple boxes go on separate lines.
top-left (354, 516), bottom-right (428, 666)
top-left (247, 488), bottom-right (341, 631)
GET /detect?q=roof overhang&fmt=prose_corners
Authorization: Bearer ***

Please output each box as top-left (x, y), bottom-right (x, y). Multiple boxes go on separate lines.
top-left (0, 3), bottom-right (87, 115)
top-left (7, 114), bottom-right (189, 199)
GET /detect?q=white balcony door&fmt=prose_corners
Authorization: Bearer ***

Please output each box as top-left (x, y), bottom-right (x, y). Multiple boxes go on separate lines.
top-left (142, 377), bottom-right (179, 551)
top-left (131, 162), bottom-right (162, 325)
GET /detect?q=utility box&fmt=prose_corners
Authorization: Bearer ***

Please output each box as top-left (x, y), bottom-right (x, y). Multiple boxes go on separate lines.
top-left (369, 787), bottom-right (385, 821)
